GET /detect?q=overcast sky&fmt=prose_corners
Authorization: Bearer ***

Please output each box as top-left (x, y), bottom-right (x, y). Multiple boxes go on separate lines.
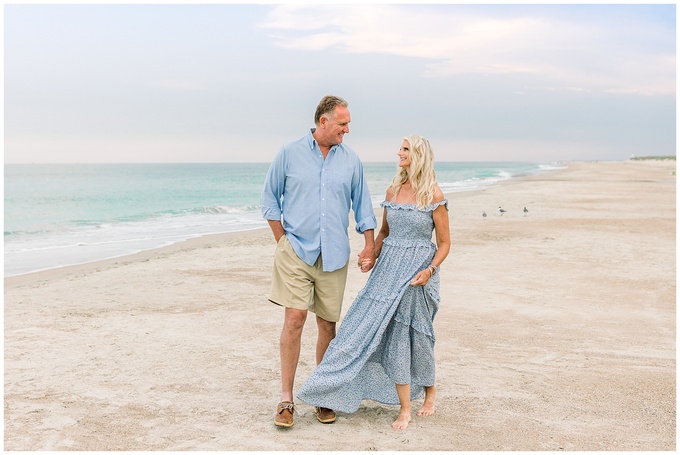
top-left (4, 2), bottom-right (676, 163)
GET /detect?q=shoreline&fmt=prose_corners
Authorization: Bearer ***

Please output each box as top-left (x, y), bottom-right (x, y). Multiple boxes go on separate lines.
top-left (4, 161), bottom-right (568, 287)
top-left (4, 228), bottom-right (273, 288)
top-left (4, 158), bottom-right (675, 450)
top-left (4, 160), bottom-right (555, 281)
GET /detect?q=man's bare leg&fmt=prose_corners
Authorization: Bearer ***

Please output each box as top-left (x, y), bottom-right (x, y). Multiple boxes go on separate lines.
top-left (315, 315), bottom-right (336, 364)
top-left (416, 385), bottom-right (436, 416)
top-left (392, 383), bottom-right (412, 430)
top-left (279, 308), bottom-right (308, 402)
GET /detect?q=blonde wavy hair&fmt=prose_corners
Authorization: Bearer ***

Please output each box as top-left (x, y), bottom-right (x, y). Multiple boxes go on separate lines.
top-left (389, 135), bottom-right (437, 209)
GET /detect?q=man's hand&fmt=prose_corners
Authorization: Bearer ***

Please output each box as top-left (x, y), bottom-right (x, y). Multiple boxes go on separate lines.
top-left (357, 246), bottom-right (376, 273)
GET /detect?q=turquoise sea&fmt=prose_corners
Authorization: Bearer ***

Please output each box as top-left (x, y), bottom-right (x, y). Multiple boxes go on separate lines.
top-left (4, 162), bottom-right (563, 277)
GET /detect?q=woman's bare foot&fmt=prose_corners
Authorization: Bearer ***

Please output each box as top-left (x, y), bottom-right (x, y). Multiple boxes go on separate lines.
top-left (416, 399), bottom-right (435, 416)
top-left (392, 411), bottom-right (412, 430)
top-left (416, 386), bottom-right (436, 417)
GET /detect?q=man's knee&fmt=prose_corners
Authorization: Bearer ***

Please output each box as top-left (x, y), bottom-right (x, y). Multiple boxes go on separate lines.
top-left (283, 308), bottom-right (307, 332)
top-left (316, 315), bottom-right (336, 335)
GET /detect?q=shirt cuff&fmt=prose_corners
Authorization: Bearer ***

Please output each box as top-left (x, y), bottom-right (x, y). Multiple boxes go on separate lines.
top-left (261, 207), bottom-right (282, 220)
top-left (354, 216), bottom-right (377, 234)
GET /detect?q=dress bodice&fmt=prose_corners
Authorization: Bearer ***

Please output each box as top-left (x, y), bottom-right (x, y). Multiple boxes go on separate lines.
top-left (380, 200), bottom-right (448, 244)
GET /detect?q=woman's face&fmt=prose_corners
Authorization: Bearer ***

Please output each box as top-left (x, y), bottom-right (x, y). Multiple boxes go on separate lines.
top-left (398, 140), bottom-right (411, 168)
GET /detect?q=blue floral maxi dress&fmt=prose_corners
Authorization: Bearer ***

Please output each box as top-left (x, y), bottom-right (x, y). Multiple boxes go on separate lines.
top-left (297, 199), bottom-right (447, 413)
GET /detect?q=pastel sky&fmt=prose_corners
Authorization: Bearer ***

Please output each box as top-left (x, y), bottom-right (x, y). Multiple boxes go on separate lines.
top-left (4, 2), bottom-right (676, 163)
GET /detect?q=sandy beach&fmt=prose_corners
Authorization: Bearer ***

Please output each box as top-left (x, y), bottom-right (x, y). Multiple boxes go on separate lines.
top-left (4, 160), bottom-right (676, 451)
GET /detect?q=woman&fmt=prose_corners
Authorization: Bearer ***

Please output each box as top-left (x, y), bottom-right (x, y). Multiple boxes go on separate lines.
top-left (297, 135), bottom-right (451, 430)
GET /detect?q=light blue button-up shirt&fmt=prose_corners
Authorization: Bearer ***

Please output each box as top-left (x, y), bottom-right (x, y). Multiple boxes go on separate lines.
top-left (261, 129), bottom-right (377, 272)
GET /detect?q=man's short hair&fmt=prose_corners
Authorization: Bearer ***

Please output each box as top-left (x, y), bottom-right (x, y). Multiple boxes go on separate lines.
top-left (314, 95), bottom-right (348, 125)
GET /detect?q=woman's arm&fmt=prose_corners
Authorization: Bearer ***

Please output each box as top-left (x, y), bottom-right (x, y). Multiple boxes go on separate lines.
top-left (410, 186), bottom-right (451, 286)
top-left (374, 189), bottom-right (393, 257)
top-left (361, 190), bottom-right (391, 272)
top-left (429, 199), bottom-right (451, 269)
top-left (373, 209), bottom-right (389, 258)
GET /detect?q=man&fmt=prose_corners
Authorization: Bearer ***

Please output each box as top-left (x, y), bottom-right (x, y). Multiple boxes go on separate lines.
top-left (261, 95), bottom-right (377, 428)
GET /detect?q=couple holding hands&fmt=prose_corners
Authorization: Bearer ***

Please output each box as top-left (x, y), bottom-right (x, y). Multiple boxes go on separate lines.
top-left (260, 95), bottom-right (450, 431)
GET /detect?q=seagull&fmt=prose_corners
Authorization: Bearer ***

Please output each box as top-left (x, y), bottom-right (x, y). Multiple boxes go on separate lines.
top-left (523, 207), bottom-right (529, 214)
top-left (498, 206), bottom-right (506, 215)
top-left (482, 211), bottom-right (487, 218)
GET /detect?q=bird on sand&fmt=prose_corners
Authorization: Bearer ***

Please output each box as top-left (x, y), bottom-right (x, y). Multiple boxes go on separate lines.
top-left (482, 211), bottom-right (487, 218)
top-left (523, 207), bottom-right (529, 215)
top-left (498, 206), bottom-right (506, 215)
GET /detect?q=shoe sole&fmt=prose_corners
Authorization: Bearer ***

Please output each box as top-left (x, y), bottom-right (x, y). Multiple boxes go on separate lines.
top-left (275, 420), bottom-right (294, 428)
top-left (315, 414), bottom-right (336, 424)
top-left (314, 407), bottom-right (336, 423)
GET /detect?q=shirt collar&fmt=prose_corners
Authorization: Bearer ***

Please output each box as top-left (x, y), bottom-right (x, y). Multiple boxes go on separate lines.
top-left (307, 128), bottom-right (317, 150)
top-left (307, 128), bottom-right (341, 155)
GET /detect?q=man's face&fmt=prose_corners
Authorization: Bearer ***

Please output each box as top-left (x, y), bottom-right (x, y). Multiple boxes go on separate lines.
top-left (320, 106), bottom-right (351, 146)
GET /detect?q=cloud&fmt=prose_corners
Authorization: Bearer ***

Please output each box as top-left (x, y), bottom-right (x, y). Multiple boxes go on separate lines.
top-left (259, 4), bottom-right (675, 95)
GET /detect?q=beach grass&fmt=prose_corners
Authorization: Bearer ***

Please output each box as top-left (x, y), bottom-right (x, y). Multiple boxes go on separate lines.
top-left (630, 155), bottom-right (676, 161)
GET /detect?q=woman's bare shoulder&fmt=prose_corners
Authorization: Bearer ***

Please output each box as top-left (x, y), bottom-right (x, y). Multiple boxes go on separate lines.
top-left (431, 184), bottom-right (445, 203)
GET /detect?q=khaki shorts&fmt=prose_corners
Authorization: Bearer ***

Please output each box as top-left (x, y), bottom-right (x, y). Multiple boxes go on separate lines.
top-left (269, 235), bottom-right (348, 322)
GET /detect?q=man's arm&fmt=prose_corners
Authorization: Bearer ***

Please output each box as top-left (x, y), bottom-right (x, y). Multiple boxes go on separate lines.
top-left (267, 219), bottom-right (286, 243)
top-left (357, 228), bottom-right (376, 272)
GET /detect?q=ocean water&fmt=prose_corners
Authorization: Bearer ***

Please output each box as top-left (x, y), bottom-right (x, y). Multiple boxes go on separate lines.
top-left (4, 161), bottom-right (562, 277)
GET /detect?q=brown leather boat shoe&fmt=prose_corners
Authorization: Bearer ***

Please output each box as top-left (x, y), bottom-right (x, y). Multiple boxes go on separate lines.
top-left (314, 406), bottom-right (336, 424)
top-left (274, 401), bottom-right (295, 428)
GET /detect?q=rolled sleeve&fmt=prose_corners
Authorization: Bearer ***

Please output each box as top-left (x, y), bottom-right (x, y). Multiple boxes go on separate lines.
top-left (260, 150), bottom-right (286, 221)
top-left (351, 160), bottom-right (378, 234)
top-left (261, 205), bottom-right (282, 221)
top-left (354, 214), bottom-right (377, 234)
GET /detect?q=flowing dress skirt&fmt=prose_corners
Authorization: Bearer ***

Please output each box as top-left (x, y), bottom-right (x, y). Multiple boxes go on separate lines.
top-left (297, 236), bottom-right (440, 413)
